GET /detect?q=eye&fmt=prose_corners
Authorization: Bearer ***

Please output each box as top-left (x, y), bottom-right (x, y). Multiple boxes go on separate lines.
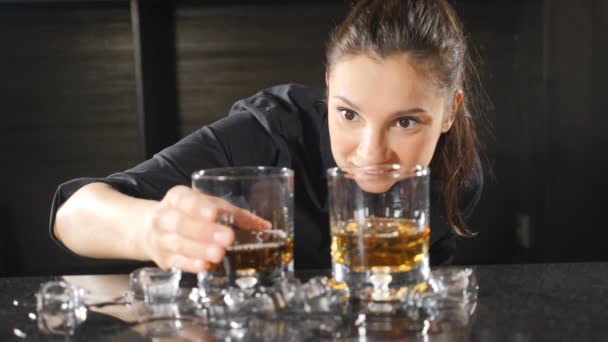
top-left (396, 117), bottom-right (420, 129)
top-left (338, 108), bottom-right (358, 121)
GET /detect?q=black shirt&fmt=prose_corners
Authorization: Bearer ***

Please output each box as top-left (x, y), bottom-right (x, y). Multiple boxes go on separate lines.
top-left (49, 84), bottom-right (482, 269)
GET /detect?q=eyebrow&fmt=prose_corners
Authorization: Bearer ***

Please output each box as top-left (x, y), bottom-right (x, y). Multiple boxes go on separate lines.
top-left (332, 95), bottom-right (429, 117)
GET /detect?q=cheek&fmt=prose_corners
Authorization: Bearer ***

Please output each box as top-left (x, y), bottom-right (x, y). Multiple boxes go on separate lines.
top-left (328, 115), bottom-right (357, 164)
top-left (392, 130), bottom-right (441, 167)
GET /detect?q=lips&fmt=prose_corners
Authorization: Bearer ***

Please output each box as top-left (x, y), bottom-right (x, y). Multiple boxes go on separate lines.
top-left (342, 165), bottom-right (398, 182)
top-left (358, 169), bottom-right (391, 178)
top-left (360, 168), bottom-right (390, 175)
top-left (349, 164), bottom-right (398, 173)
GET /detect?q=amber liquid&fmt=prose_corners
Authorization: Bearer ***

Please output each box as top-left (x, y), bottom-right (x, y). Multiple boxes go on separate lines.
top-left (209, 235), bottom-right (293, 275)
top-left (331, 217), bottom-right (430, 273)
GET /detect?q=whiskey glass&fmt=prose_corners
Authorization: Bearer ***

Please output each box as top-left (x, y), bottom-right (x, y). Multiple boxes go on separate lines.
top-left (327, 164), bottom-right (430, 302)
top-left (192, 167), bottom-right (294, 290)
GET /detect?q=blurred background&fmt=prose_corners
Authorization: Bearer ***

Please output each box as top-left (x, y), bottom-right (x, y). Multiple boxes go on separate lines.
top-left (0, 0), bottom-right (604, 276)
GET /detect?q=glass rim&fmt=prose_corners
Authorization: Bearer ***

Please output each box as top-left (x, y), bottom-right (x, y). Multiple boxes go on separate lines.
top-left (192, 166), bottom-right (293, 181)
top-left (326, 164), bottom-right (429, 178)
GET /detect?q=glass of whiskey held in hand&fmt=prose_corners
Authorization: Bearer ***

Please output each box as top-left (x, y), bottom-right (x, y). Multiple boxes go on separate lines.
top-left (192, 167), bottom-right (294, 290)
top-left (327, 165), bottom-right (430, 302)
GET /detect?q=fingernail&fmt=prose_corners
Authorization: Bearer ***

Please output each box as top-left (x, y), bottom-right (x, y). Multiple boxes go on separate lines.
top-left (206, 245), bottom-right (223, 263)
top-left (213, 230), bottom-right (233, 246)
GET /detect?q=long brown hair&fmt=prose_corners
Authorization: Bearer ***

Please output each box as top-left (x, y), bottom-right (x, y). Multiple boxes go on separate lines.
top-left (325, 0), bottom-right (482, 236)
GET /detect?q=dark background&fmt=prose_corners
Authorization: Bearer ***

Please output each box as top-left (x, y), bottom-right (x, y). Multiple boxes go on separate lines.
top-left (0, 0), bottom-right (604, 276)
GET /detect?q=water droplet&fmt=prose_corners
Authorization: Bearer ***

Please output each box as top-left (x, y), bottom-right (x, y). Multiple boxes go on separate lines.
top-left (13, 328), bottom-right (27, 338)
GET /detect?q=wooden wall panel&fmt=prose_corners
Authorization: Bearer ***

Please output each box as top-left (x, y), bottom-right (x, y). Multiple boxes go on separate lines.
top-left (0, 3), bottom-right (140, 275)
top-left (174, 2), bottom-right (347, 136)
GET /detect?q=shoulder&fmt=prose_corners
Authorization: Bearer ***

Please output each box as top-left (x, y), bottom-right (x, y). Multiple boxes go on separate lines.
top-left (227, 84), bottom-right (326, 140)
top-left (206, 84), bottom-right (326, 167)
top-left (233, 83), bottom-right (325, 113)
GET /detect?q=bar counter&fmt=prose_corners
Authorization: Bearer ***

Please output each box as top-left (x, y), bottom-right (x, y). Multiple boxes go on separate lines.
top-left (1, 262), bottom-right (604, 341)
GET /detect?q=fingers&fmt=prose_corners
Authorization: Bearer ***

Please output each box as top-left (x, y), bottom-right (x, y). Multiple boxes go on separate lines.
top-left (162, 234), bottom-right (224, 264)
top-left (200, 200), bottom-right (272, 230)
top-left (151, 230), bottom-right (224, 274)
top-left (231, 206), bottom-right (273, 230)
top-left (147, 203), bottom-right (229, 273)
top-left (151, 206), bottom-right (233, 246)
top-left (164, 185), bottom-right (208, 218)
top-left (149, 185), bottom-right (272, 273)
top-left (198, 194), bottom-right (271, 230)
top-left (165, 185), bottom-right (271, 230)
top-left (161, 254), bottom-right (209, 274)
top-left (148, 206), bottom-right (228, 271)
top-left (155, 206), bottom-right (235, 246)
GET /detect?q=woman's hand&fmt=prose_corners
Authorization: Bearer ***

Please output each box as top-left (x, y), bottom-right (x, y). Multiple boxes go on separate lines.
top-left (140, 185), bottom-right (270, 274)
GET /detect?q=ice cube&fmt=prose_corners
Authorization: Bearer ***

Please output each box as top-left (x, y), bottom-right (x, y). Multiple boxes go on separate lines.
top-left (208, 287), bottom-right (250, 329)
top-left (197, 270), bottom-right (228, 303)
top-left (134, 302), bottom-right (181, 321)
top-left (136, 267), bottom-right (181, 304)
top-left (430, 267), bottom-right (478, 305)
top-left (299, 277), bottom-right (350, 313)
top-left (272, 274), bottom-right (302, 308)
top-left (129, 267), bottom-right (147, 299)
top-left (36, 281), bottom-right (87, 336)
top-left (401, 267), bottom-right (478, 323)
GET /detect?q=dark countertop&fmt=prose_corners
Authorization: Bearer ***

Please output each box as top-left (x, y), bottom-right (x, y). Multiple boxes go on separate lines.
top-left (0, 262), bottom-right (605, 341)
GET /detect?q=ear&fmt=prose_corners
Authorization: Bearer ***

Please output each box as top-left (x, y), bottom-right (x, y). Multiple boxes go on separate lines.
top-left (325, 71), bottom-right (330, 88)
top-left (442, 90), bottom-right (464, 133)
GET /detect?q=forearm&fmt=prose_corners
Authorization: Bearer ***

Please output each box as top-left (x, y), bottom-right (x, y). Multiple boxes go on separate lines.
top-left (53, 182), bottom-right (158, 261)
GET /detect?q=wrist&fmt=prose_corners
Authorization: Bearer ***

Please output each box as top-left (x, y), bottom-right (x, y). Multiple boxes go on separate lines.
top-left (128, 199), bottom-right (159, 261)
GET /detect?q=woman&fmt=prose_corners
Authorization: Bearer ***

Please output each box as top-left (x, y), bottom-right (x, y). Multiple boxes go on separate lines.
top-left (51, 0), bottom-right (483, 274)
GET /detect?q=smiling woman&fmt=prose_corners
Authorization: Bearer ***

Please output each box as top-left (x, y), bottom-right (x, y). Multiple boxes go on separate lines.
top-left (50, 0), bottom-right (483, 273)
top-left (327, 54), bottom-right (449, 173)
top-left (325, 0), bottom-right (482, 237)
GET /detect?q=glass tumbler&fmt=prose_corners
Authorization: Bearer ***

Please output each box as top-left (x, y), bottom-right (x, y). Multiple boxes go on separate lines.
top-left (192, 167), bottom-right (294, 289)
top-left (327, 164), bottom-right (430, 302)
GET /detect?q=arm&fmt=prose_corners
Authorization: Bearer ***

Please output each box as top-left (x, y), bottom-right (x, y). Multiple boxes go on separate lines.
top-left (50, 112), bottom-right (277, 273)
top-left (54, 182), bottom-right (269, 273)
top-left (54, 182), bottom-right (156, 261)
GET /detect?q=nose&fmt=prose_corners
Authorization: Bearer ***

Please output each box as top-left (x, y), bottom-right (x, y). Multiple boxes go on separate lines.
top-left (355, 128), bottom-right (391, 165)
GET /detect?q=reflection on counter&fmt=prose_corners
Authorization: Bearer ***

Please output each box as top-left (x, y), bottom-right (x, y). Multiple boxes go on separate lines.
top-left (11, 267), bottom-right (477, 341)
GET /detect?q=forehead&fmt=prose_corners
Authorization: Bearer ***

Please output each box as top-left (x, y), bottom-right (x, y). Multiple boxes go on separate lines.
top-left (327, 53), bottom-right (441, 109)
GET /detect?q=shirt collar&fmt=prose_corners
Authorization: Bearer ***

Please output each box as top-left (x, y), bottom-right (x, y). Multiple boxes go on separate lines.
top-left (317, 99), bottom-right (337, 178)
